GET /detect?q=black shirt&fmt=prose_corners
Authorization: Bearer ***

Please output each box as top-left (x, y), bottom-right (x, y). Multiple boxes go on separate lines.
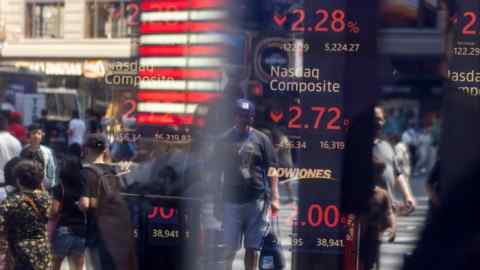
top-left (52, 184), bottom-right (87, 236)
top-left (215, 128), bottom-right (277, 203)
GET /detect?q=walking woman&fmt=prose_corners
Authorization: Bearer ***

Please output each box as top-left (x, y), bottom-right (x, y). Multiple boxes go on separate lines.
top-left (0, 159), bottom-right (53, 270)
top-left (51, 154), bottom-right (88, 270)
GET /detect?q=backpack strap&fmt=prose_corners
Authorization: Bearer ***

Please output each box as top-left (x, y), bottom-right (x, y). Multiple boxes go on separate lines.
top-left (83, 164), bottom-right (119, 202)
top-left (82, 164), bottom-right (108, 199)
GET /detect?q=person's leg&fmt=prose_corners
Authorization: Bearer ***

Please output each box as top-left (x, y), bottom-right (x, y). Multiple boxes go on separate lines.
top-left (244, 199), bottom-right (269, 270)
top-left (223, 202), bottom-right (243, 270)
top-left (52, 227), bottom-right (70, 270)
top-left (52, 256), bottom-right (64, 270)
top-left (87, 246), bottom-right (102, 270)
top-left (69, 255), bottom-right (85, 270)
top-left (69, 236), bottom-right (86, 270)
top-left (245, 248), bottom-right (260, 270)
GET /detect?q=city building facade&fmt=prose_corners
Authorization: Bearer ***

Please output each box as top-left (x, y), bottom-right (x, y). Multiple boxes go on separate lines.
top-left (0, 0), bottom-right (140, 114)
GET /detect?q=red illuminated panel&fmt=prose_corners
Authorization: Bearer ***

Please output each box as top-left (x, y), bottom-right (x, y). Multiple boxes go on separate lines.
top-left (141, 22), bottom-right (224, 33)
top-left (139, 45), bottom-right (225, 57)
top-left (141, 0), bottom-right (224, 11)
top-left (137, 0), bottom-right (226, 127)
top-left (137, 91), bottom-right (220, 103)
top-left (139, 68), bottom-right (221, 80)
top-left (137, 113), bottom-right (194, 125)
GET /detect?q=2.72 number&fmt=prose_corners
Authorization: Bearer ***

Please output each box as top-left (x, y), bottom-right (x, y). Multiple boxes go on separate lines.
top-left (288, 106), bottom-right (342, 130)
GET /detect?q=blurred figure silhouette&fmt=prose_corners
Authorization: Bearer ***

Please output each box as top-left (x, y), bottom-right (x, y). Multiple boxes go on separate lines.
top-left (403, 162), bottom-right (480, 270)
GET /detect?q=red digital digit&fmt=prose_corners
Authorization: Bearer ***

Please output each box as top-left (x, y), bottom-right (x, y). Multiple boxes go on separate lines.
top-left (307, 204), bottom-right (323, 227)
top-left (126, 3), bottom-right (140, 26)
top-left (463, 11), bottom-right (477, 35)
top-left (312, 106), bottom-right (326, 129)
top-left (314, 9), bottom-right (329, 32)
top-left (292, 9), bottom-right (305, 32)
top-left (148, 207), bottom-right (158, 219)
top-left (123, 99), bottom-right (137, 119)
top-left (326, 107), bottom-right (342, 130)
top-left (331, 9), bottom-right (346, 32)
top-left (324, 205), bottom-right (340, 228)
top-left (288, 106), bottom-right (302, 129)
top-left (159, 207), bottom-right (175, 220)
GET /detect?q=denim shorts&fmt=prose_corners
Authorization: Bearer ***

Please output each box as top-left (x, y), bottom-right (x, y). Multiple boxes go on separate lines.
top-left (52, 226), bottom-right (86, 257)
top-left (223, 199), bottom-right (270, 256)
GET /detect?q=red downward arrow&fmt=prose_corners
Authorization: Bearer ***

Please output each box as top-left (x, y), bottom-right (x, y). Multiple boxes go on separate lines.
top-left (270, 111), bottom-right (284, 123)
top-left (273, 14), bottom-right (287, 27)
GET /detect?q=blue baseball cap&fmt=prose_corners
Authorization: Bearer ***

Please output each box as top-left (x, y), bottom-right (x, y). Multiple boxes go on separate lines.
top-left (235, 98), bottom-right (255, 117)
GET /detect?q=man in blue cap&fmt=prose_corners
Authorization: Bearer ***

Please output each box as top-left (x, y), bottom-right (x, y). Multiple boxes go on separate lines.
top-left (212, 98), bottom-right (280, 270)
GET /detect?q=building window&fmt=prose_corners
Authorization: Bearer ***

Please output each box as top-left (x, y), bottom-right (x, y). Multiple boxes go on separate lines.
top-left (86, 1), bottom-right (139, 39)
top-left (25, 2), bottom-right (64, 38)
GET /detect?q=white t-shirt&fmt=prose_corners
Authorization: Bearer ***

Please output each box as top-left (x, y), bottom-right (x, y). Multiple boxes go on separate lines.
top-left (0, 131), bottom-right (22, 184)
top-left (68, 118), bottom-right (87, 146)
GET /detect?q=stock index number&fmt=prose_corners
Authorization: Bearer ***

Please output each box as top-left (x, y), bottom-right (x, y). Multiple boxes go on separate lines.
top-left (152, 229), bottom-right (180, 239)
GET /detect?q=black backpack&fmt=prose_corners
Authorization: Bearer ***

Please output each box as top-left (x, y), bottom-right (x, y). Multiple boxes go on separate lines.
top-left (82, 163), bottom-right (138, 270)
top-left (82, 163), bottom-right (125, 214)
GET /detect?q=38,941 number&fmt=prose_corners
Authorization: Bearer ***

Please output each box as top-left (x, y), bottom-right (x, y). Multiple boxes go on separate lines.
top-left (317, 238), bottom-right (344, 248)
top-left (152, 229), bottom-right (180, 239)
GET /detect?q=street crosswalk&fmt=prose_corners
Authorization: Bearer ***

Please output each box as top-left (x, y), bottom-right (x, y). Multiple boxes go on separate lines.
top-left (378, 197), bottom-right (428, 270)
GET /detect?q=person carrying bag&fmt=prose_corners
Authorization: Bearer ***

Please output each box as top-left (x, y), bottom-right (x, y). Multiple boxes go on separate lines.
top-left (259, 215), bottom-right (286, 270)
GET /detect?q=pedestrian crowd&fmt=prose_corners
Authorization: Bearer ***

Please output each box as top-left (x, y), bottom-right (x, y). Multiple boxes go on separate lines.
top-left (0, 109), bottom-right (136, 270)
top-left (0, 101), bottom-right (434, 270)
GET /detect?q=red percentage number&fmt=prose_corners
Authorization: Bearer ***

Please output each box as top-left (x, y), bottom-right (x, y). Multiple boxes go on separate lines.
top-left (463, 11), bottom-right (477, 35)
top-left (279, 8), bottom-right (358, 33)
top-left (307, 204), bottom-right (340, 228)
top-left (122, 99), bottom-right (137, 120)
top-left (287, 106), bottom-right (342, 130)
top-left (111, 3), bottom-right (140, 26)
top-left (148, 207), bottom-right (176, 220)
top-left (126, 3), bottom-right (140, 26)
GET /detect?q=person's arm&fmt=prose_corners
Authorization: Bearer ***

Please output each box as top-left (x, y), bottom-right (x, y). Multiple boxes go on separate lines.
top-left (263, 134), bottom-right (280, 215)
top-left (383, 188), bottom-right (397, 242)
top-left (49, 186), bottom-right (62, 217)
top-left (80, 169), bottom-right (98, 210)
top-left (425, 180), bottom-right (440, 207)
top-left (392, 150), bottom-right (416, 209)
top-left (50, 199), bottom-right (61, 217)
top-left (79, 197), bottom-right (90, 212)
top-left (67, 121), bottom-right (74, 138)
top-left (14, 138), bottom-right (22, 156)
top-left (46, 148), bottom-right (57, 188)
top-left (82, 121), bottom-right (87, 144)
top-left (396, 173), bottom-right (416, 209)
top-left (270, 175), bottom-right (280, 214)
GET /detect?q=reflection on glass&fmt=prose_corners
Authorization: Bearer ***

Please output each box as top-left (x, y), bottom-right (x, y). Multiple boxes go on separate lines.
top-left (26, 2), bottom-right (64, 38)
top-left (86, 1), bottom-right (138, 39)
